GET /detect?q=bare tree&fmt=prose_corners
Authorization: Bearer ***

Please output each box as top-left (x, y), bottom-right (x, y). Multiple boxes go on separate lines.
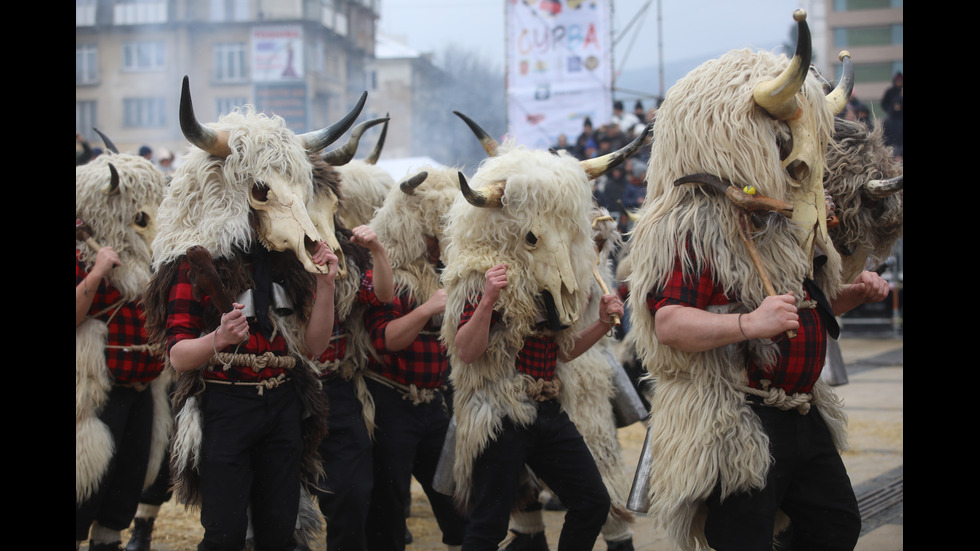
top-left (414, 44), bottom-right (506, 171)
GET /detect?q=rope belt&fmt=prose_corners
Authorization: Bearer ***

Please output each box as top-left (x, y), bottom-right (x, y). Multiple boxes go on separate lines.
top-left (364, 369), bottom-right (441, 406)
top-left (737, 378), bottom-right (813, 415)
top-left (208, 351), bottom-right (297, 372)
top-left (314, 359), bottom-right (343, 376)
top-left (105, 343), bottom-right (164, 355)
top-left (525, 377), bottom-right (561, 402)
top-left (203, 372), bottom-right (288, 396)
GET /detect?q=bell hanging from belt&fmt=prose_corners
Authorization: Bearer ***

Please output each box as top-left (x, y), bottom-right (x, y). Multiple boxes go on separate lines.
top-left (272, 281), bottom-right (294, 316)
top-left (237, 289), bottom-right (257, 321)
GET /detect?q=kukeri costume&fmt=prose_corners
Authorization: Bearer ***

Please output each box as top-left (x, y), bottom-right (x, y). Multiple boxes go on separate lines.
top-left (361, 168), bottom-right (468, 551)
top-left (76, 151), bottom-right (169, 550)
top-left (440, 121), bottom-right (643, 550)
top-left (625, 11), bottom-right (860, 551)
top-left (142, 77), bottom-right (365, 551)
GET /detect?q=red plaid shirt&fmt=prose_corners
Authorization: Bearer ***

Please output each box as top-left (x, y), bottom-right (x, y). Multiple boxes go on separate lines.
top-left (365, 293), bottom-right (448, 389)
top-left (647, 253), bottom-right (826, 394)
top-left (165, 259), bottom-right (291, 382)
top-left (459, 298), bottom-right (559, 381)
top-left (77, 254), bottom-right (164, 385)
top-left (315, 270), bottom-right (384, 379)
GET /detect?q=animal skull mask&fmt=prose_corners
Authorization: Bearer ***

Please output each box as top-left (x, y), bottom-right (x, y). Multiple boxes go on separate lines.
top-left (179, 75), bottom-right (366, 274)
top-left (752, 10), bottom-right (853, 274)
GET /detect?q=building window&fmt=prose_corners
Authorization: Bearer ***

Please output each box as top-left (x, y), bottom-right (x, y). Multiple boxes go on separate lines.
top-left (210, 0), bottom-right (249, 22)
top-left (122, 42), bottom-right (166, 72)
top-left (76, 0), bottom-right (96, 26)
top-left (838, 62), bottom-right (897, 85)
top-left (76, 44), bottom-right (99, 85)
top-left (217, 97), bottom-right (248, 118)
top-left (215, 43), bottom-right (248, 82)
top-left (123, 97), bottom-right (167, 128)
top-left (114, 0), bottom-right (168, 25)
top-left (833, 24), bottom-right (902, 47)
top-left (834, 0), bottom-right (902, 10)
top-left (77, 101), bottom-right (98, 140)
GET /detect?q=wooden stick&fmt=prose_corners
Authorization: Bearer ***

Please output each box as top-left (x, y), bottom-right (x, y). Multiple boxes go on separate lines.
top-left (593, 263), bottom-right (621, 327)
top-left (75, 219), bottom-right (103, 254)
top-left (735, 212), bottom-right (796, 339)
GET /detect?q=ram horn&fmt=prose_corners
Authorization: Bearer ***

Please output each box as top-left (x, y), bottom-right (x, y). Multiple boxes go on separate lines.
top-left (321, 116), bottom-right (389, 166)
top-left (179, 76), bottom-right (233, 158)
top-left (364, 114), bottom-right (389, 165)
top-left (581, 122), bottom-right (653, 180)
top-left (299, 91), bottom-right (368, 153)
top-left (454, 111), bottom-right (500, 158)
top-left (102, 163), bottom-right (120, 196)
top-left (752, 10), bottom-right (812, 121)
top-left (399, 171), bottom-right (429, 195)
top-left (825, 51), bottom-right (854, 115)
top-left (92, 128), bottom-right (119, 154)
top-left (457, 171), bottom-right (505, 209)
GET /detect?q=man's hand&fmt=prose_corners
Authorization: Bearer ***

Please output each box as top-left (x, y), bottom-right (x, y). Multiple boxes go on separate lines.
top-left (742, 292), bottom-right (799, 340)
top-left (598, 293), bottom-right (624, 325)
top-left (350, 225), bottom-right (382, 254)
top-left (422, 288), bottom-right (448, 317)
top-left (311, 240), bottom-right (339, 281)
top-left (91, 246), bottom-right (121, 280)
top-left (483, 263), bottom-right (508, 306)
top-left (216, 303), bottom-right (249, 348)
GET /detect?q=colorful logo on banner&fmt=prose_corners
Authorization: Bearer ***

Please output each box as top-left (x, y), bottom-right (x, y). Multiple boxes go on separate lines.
top-left (506, 0), bottom-right (612, 149)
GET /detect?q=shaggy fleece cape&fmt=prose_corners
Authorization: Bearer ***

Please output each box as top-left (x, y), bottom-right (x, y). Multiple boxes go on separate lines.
top-left (439, 145), bottom-right (596, 510)
top-left (623, 48), bottom-right (849, 551)
top-left (76, 152), bottom-right (170, 506)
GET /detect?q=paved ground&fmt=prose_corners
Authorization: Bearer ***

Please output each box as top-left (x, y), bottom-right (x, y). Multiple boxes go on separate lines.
top-left (101, 334), bottom-right (903, 551)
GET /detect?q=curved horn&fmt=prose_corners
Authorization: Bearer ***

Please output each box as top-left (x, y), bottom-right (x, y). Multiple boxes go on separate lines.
top-left (581, 122), bottom-right (653, 180)
top-left (364, 114), bottom-right (389, 165)
top-left (457, 171), bottom-right (504, 209)
top-left (399, 171), bottom-right (429, 195)
top-left (299, 91), bottom-right (368, 153)
top-left (752, 9), bottom-right (812, 121)
top-left (102, 163), bottom-right (120, 196)
top-left (864, 174), bottom-right (903, 199)
top-left (453, 111), bottom-right (500, 157)
top-left (321, 116), bottom-right (389, 166)
top-left (179, 76), bottom-right (233, 158)
top-left (92, 127), bottom-right (119, 154)
top-left (825, 51), bottom-right (854, 115)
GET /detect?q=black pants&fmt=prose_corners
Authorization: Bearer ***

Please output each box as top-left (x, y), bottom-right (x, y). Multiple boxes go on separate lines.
top-left (76, 385), bottom-right (154, 541)
top-left (364, 378), bottom-right (467, 550)
top-left (315, 377), bottom-right (373, 551)
top-left (197, 380), bottom-right (302, 551)
top-left (462, 399), bottom-right (610, 551)
top-left (704, 403), bottom-right (861, 551)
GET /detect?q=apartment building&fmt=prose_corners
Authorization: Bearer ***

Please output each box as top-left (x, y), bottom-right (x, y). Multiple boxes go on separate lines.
top-left (76, 0), bottom-right (382, 157)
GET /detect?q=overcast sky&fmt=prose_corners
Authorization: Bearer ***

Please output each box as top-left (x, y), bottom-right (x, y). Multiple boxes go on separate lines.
top-left (378, 0), bottom-right (802, 77)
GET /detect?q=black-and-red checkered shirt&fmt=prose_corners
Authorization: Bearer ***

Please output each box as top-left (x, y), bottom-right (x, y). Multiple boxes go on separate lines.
top-left (458, 297), bottom-right (559, 381)
top-left (365, 293), bottom-right (448, 389)
top-left (77, 253), bottom-right (164, 385)
top-left (647, 253), bottom-right (827, 395)
top-left (315, 269), bottom-right (384, 380)
top-left (165, 258), bottom-right (291, 382)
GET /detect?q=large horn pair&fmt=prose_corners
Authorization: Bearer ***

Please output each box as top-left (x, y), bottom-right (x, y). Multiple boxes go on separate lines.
top-left (321, 116), bottom-right (389, 166)
top-left (453, 112), bottom-right (652, 208)
top-left (753, 10), bottom-right (853, 120)
top-left (179, 75), bottom-right (368, 157)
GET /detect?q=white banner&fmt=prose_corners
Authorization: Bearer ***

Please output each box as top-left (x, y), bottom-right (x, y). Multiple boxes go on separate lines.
top-left (252, 25), bottom-right (304, 83)
top-left (506, 0), bottom-right (612, 150)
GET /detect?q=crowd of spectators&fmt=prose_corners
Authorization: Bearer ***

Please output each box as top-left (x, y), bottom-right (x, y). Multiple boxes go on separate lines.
top-left (552, 99), bottom-right (658, 236)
